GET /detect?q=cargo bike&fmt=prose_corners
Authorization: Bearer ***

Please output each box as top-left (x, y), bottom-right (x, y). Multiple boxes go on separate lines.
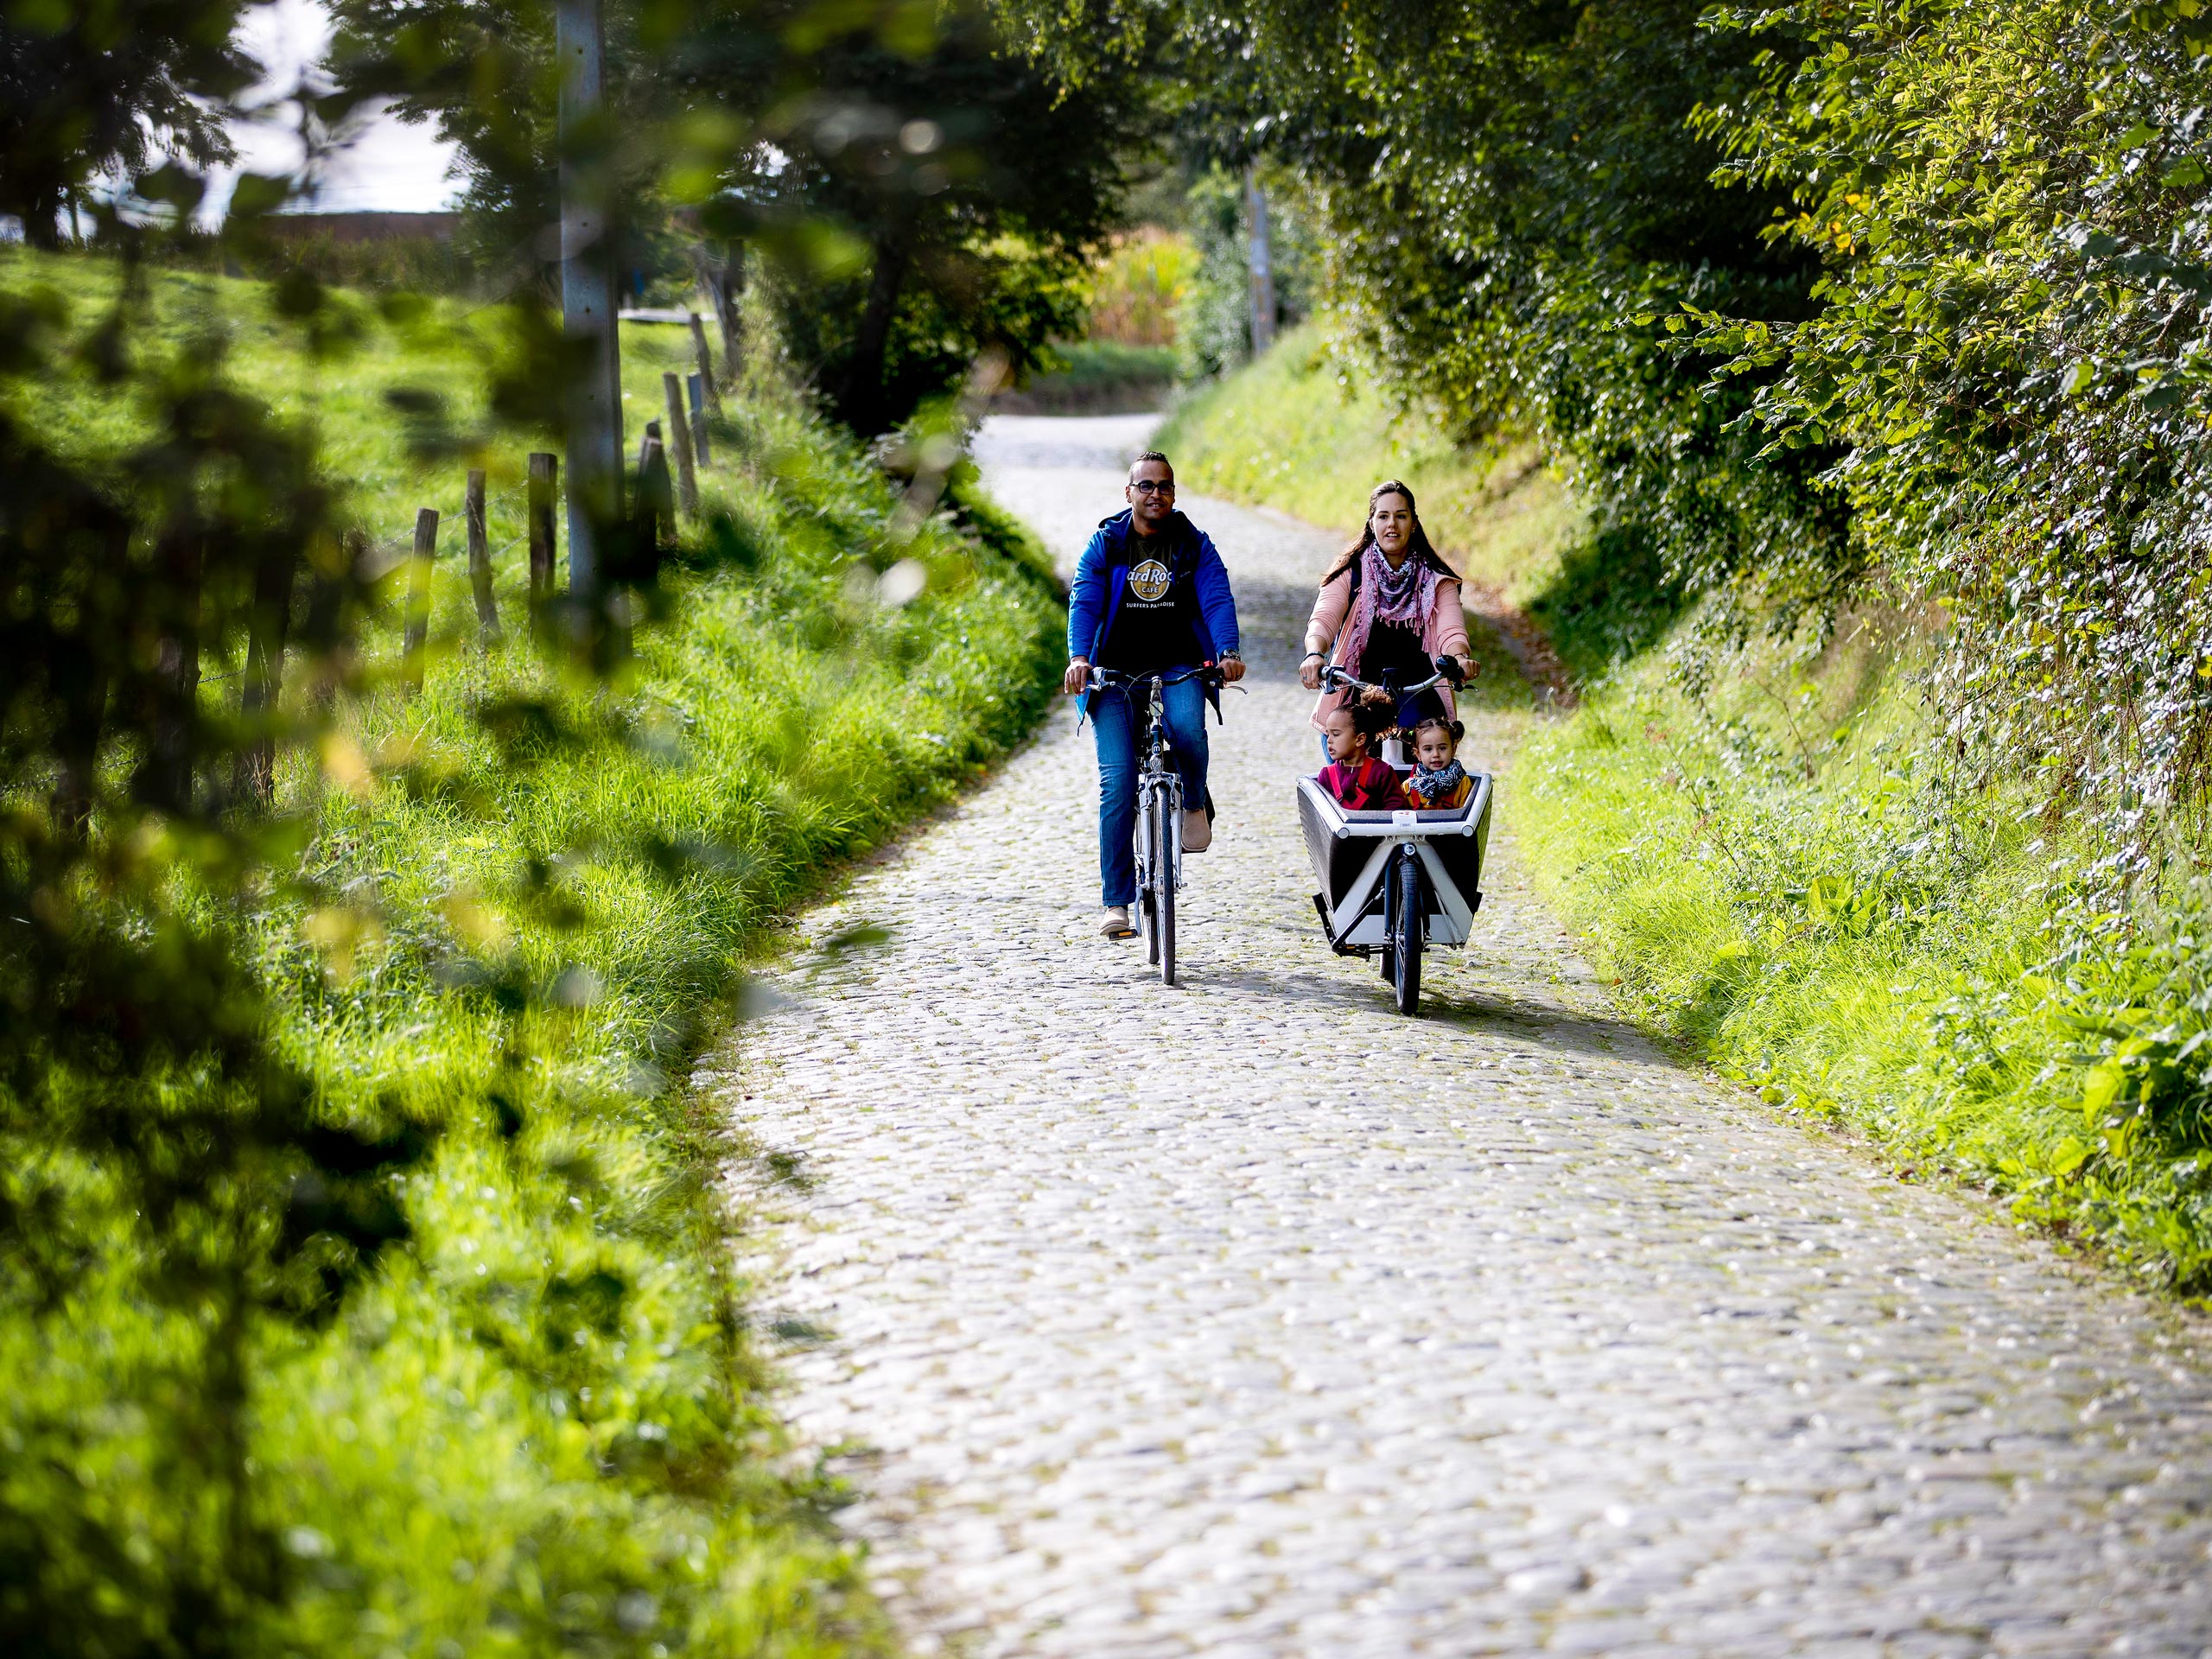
top-left (1298, 664), bottom-right (1494, 1016)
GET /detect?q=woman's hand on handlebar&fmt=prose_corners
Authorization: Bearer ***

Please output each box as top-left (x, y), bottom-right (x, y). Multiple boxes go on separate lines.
top-left (1300, 652), bottom-right (1325, 691)
top-left (1063, 657), bottom-right (1090, 696)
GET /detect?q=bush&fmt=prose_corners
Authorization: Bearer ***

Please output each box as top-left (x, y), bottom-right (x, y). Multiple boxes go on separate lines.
top-left (1085, 227), bottom-right (1197, 346)
top-left (1692, 0), bottom-right (2212, 890)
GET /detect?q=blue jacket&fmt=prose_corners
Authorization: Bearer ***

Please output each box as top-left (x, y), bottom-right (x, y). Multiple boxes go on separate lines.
top-left (1069, 508), bottom-right (1241, 723)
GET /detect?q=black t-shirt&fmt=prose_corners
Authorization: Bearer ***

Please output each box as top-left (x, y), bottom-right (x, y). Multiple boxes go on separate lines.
top-left (1098, 535), bottom-right (1198, 673)
top-left (1361, 619), bottom-right (1428, 686)
top-left (1357, 618), bottom-right (1447, 728)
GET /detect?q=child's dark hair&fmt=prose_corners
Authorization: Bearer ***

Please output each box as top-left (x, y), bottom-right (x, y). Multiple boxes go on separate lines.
top-left (1351, 690), bottom-right (1396, 741)
top-left (1410, 714), bottom-right (1464, 748)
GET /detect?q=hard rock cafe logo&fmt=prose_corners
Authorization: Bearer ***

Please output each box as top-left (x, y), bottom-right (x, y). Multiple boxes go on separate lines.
top-left (1128, 559), bottom-right (1172, 602)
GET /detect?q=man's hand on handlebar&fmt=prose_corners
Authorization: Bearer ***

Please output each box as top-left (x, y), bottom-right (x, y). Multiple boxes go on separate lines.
top-left (1220, 656), bottom-right (1246, 685)
top-left (1063, 657), bottom-right (1090, 696)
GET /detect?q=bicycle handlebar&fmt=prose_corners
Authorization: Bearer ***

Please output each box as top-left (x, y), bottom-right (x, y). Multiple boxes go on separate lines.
top-left (1320, 662), bottom-right (1459, 697)
top-left (1088, 665), bottom-right (1227, 690)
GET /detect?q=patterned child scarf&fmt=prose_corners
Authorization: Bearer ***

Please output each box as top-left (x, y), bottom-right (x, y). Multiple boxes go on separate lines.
top-left (1408, 759), bottom-right (1468, 806)
top-left (1335, 541), bottom-right (1445, 688)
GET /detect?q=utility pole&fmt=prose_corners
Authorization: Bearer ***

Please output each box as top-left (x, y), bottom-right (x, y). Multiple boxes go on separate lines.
top-left (556, 0), bottom-right (622, 601)
top-left (1245, 164), bottom-right (1277, 359)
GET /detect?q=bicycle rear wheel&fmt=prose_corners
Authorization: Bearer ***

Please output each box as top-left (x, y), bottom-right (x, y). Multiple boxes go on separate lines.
top-left (1154, 781), bottom-right (1178, 984)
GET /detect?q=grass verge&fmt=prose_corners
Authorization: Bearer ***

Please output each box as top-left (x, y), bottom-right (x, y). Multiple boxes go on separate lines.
top-left (3, 249), bottom-right (1063, 1650)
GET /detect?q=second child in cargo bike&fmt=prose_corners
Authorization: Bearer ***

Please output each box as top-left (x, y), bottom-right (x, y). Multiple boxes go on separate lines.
top-left (1064, 450), bottom-right (1245, 940)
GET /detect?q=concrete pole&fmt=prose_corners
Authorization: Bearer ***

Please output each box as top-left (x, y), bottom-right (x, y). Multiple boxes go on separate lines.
top-left (556, 0), bottom-right (622, 599)
top-left (1245, 164), bottom-right (1277, 358)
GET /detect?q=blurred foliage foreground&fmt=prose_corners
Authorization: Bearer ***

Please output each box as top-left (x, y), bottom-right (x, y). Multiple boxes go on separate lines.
top-left (0, 245), bottom-right (1062, 1655)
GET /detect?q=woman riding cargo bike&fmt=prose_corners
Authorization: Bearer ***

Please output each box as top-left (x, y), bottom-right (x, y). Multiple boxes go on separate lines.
top-left (1297, 481), bottom-right (1491, 1016)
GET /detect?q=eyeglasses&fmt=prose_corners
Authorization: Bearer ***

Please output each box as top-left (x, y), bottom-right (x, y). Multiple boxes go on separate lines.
top-left (1130, 479), bottom-right (1176, 496)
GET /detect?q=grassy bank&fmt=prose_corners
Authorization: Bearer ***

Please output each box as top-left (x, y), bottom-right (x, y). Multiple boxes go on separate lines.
top-left (1165, 329), bottom-right (2212, 1294)
top-left (3, 250), bottom-right (1062, 1650)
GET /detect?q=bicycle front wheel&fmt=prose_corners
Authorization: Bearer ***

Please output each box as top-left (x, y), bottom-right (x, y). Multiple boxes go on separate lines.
top-left (1135, 793), bottom-right (1160, 966)
top-left (1393, 848), bottom-right (1424, 1015)
top-left (1153, 782), bottom-right (1178, 984)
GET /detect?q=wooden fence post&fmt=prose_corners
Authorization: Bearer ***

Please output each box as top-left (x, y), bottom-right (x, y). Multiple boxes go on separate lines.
top-left (687, 312), bottom-right (723, 416)
top-left (466, 468), bottom-right (500, 644)
top-left (691, 243), bottom-right (741, 383)
top-left (687, 374), bottom-right (711, 465)
top-left (303, 531), bottom-right (359, 709)
top-left (528, 453), bottom-right (556, 634)
top-left (662, 372), bottom-right (700, 519)
top-left (403, 507), bottom-right (437, 692)
top-left (137, 522), bottom-right (203, 813)
top-left (634, 431), bottom-right (674, 548)
top-left (51, 527), bottom-right (119, 833)
top-left (233, 537), bottom-right (300, 803)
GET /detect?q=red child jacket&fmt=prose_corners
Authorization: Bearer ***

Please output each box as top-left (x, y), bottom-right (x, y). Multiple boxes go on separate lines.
top-left (1319, 757), bottom-right (1411, 811)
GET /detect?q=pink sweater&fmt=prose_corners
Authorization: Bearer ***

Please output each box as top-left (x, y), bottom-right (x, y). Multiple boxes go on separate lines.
top-left (1303, 565), bottom-right (1472, 730)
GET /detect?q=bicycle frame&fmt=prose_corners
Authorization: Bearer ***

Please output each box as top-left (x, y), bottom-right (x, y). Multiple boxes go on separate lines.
top-left (1130, 677), bottom-right (1183, 903)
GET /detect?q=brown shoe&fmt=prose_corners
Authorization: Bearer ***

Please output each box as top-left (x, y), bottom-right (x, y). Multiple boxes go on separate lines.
top-left (1181, 808), bottom-right (1212, 852)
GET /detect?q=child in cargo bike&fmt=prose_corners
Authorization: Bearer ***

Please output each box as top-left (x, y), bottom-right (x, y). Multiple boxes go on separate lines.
top-left (1318, 693), bottom-right (1411, 811)
top-left (1403, 715), bottom-right (1473, 810)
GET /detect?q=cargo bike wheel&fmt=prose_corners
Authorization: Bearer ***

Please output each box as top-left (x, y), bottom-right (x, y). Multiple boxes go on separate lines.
top-left (1384, 845), bottom-right (1424, 1016)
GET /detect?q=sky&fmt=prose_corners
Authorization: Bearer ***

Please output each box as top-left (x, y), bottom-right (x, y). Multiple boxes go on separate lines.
top-left (211, 0), bottom-right (463, 219)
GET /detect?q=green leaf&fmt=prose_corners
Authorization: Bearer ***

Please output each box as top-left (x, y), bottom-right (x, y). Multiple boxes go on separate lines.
top-left (2050, 1135), bottom-right (2091, 1177)
top-left (2082, 1059), bottom-right (2127, 1117)
top-left (2163, 156), bottom-right (2208, 188)
top-left (2061, 359), bottom-right (2096, 397)
top-left (2120, 121), bottom-right (2160, 151)
top-left (1806, 874), bottom-right (1853, 921)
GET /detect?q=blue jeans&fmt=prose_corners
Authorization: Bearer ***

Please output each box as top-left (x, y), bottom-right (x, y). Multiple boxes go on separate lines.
top-left (1090, 673), bottom-right (1210, 908)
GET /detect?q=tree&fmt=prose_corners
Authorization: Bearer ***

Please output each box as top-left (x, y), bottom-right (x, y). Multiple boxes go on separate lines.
top-left (334, 0), bottom-right (1147, 434)
top-left (0, 0), bottom-right (256, 246)
top-left (742, 3), bottom-right (1151, 432)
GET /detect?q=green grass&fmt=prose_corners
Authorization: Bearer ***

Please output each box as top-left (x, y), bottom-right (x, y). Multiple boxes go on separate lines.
top-left (1005, 339), bottom-right (1177, 412)
top-left (3, 249), bottom-right (1065, 1650)
top-left (1166, 326), bottom-right (2212, 1294)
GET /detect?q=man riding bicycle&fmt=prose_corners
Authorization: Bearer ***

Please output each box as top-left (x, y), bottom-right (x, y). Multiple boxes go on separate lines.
top-left (1065, 450), bottom-right (1245, 939)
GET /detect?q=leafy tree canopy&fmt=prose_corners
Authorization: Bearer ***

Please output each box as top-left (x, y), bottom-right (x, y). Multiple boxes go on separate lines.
top-left (0, 0), bottom-right (257, 245)
top-left (335, 0), bottom-right (1151, 431)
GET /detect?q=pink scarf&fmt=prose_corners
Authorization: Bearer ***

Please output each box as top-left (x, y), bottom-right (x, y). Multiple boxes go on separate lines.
top-left (1336, 542), bottom-right (1443, 682)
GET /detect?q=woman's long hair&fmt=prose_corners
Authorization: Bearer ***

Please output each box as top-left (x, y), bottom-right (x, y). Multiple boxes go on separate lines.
top-left (1322, 480), bottom-right (1456, 585)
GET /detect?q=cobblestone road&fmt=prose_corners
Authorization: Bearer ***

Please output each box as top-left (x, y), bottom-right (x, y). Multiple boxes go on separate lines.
top-left (702, 414), bottom-right (2212, 1656)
